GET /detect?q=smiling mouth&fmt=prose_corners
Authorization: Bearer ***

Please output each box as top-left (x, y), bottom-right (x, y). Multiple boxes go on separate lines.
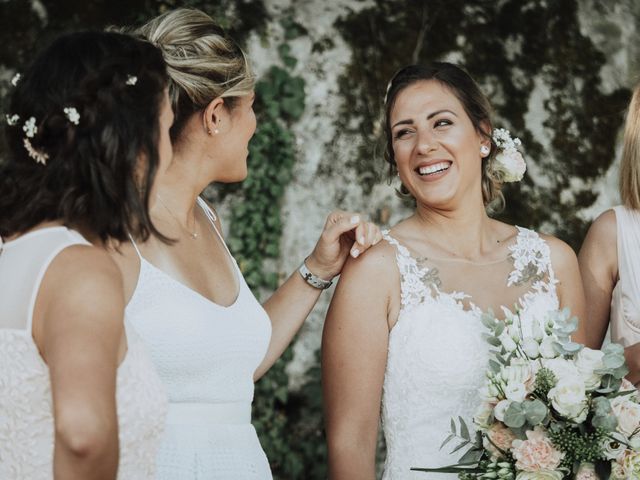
top-left (416, 161), bottom-right (452, 176)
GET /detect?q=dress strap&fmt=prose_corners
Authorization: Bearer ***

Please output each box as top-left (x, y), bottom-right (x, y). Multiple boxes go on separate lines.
top-left (196, 197), bottom-right (235, 261)
top-left (381, 230), bottom-right (432, 310)
top-left (127, 234), bottom-right (143, 260)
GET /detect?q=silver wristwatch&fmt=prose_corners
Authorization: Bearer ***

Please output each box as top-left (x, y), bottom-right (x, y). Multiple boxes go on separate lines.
top-left (298, 260), bottom-right (333, 290)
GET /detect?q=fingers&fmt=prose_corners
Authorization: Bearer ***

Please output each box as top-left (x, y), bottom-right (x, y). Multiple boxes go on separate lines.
top-left (322, 210), bottom-right (362, 243)
top-left (351, 221), bottom-right (382, 258)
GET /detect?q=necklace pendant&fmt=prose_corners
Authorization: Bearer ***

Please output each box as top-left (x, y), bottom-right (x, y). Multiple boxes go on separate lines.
top-left (190, 232), bottom-right (199, 239)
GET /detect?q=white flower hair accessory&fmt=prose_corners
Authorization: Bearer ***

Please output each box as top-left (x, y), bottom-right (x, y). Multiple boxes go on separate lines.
top-left (21, 117), bottom-right (49, 165)
top-left (63, 107), bottom-right (80, 125)
top-left (491, 127), bottom-right (526, 183)
top-left (5, 114), bottom-right (19, 126)
top-left (23, 117), bottom-right (38, 138)
top-left (11, 73), bottom-right (21, 86)
top-left (126, 75), bottom-right (137, 86)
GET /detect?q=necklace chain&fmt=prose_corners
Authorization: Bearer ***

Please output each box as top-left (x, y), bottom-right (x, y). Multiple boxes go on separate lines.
top-left (156, 195), bottom-right (199, 239)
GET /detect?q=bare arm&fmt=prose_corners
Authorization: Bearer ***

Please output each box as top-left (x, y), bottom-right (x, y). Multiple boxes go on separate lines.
top-left (322, 243), bottom-right (398, 479)
top-left (543, 234), bottom-right (587, 343)
top-left (33, 247), bottom-right (124, 480)
top-left (577, 210), bottom-right (618, 349)
top-left (255, 212), bottom-right (382, 380)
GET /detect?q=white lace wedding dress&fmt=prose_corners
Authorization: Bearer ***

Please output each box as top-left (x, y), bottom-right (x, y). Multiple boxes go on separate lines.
top-left (381, 227), bottom-right (560, 479)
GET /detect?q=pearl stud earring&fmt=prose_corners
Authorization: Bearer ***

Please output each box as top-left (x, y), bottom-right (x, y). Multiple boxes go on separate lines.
top-left (480, 145), bottom-right (490, 156)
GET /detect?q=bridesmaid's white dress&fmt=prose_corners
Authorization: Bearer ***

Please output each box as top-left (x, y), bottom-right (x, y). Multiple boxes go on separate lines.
top-left (610, 205), bottom-right (640, 347)
top-left (380, 227), bottom-right (560, 479)
top-left (0, 227), bottom-right (167, 480)
top-left (126, 198), bottom-right (273, 479)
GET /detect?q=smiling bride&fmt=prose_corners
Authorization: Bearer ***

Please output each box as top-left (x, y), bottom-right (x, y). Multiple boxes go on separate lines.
top-left (322, 62), bottom-right (588, 479)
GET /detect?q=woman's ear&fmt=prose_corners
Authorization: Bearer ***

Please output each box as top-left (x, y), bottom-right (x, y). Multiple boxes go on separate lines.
top-left (202, 97), bottom-right (226, 135)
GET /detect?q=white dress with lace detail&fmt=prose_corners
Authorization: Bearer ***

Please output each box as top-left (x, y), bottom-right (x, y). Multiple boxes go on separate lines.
top-left (0, 227), bottom-right (167, 480)
top-left (380, 227), bottom-right (559, 479)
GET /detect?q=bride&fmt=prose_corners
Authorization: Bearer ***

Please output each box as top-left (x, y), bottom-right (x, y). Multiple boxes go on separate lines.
top-left (322, 63), bottom-right (587, 479)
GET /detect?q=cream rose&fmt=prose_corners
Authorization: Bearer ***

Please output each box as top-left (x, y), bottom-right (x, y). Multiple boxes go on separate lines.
top-left (474, 401), bottom-right (495, 431)
top-left (515, 469), bottom-right (563, 480)
top-left (494, 399), bottom-right (511, 422)
top-left (495, 150), bottom-right (527, 182)
top-left (511, 427), bottom-right (564, 472)
top-left (575, 463), bottom-right (599, 480)
top-left (621, 450), bottom-right (640, 478)
top-left (483, 422), bottom-right (516, 458)
top-left (547, 378), bottom-right (588, 423)
top-left (574, 348), bottom-right (604, 391)
top-left (610, 396), bottom-right (640, 437)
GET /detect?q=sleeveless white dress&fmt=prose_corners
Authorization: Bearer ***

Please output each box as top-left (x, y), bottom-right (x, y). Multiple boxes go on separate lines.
top-left (610, 205), bottom-right (640, 347)
top-left (126, 198), bottom-right (273, 479)
top-left (381, 227), bottom-right (560, 479)
top-left (0, 227), bottom-right (167, 480)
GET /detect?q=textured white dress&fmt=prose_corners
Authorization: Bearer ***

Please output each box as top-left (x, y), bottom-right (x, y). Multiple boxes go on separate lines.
top-left (0, 227), bottom-right (167, 480)
top-left (381, 227), bottom-right (560, 479)
top-left (610, 205), bottom-right (640, 347)
top-left (126, 198), bottom-right (273, 479)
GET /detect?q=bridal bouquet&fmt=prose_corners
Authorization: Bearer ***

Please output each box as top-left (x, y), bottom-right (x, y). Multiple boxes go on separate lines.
top-left (412, 308), bottom-right (640, 479)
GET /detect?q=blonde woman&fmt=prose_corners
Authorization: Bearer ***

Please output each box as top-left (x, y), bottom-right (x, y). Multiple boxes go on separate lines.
top-left (112, 8), bottom-right (380, 479)
top-left (579, 84), bottom-right (640, 384)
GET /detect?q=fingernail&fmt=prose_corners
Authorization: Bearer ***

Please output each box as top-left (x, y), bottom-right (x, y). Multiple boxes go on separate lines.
top-left (358, 236), bottom-right (365, 245)
top-left (350, 215), bottom-right (360, 224)
top-left (351, 248), bottom-right (360, 258)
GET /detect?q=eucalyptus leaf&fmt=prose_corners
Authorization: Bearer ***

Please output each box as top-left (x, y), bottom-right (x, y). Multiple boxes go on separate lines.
top-left (459, 416), bottom-right (470, 441)
top-left (450, 440), bottom-right (470, 454)
top-left (524, 399), bottom-right (548, 425)
top-left (603, 355), bottom-right (626, 369)
top-left (504, 402), bottom-right (526, 428)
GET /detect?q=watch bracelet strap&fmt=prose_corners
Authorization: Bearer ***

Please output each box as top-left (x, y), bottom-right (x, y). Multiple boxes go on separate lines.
top-left (298, 260), bottom-right (333, 290)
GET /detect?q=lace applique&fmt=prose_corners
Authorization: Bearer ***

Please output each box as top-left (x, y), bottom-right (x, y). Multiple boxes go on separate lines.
top-left (507, 226), bottom-right (553, 286)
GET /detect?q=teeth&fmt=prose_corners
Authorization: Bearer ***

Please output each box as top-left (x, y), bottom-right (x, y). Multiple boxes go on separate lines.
top-left (418, 162), bottom-right (450, 175)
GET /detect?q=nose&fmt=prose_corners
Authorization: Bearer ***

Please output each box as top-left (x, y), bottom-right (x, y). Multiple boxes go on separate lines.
top-left (416, 129), bottom-right (436, 156)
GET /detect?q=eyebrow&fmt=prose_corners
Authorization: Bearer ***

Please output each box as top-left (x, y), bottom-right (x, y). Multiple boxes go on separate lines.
top-left (391, 109), bottom-right (458, 129)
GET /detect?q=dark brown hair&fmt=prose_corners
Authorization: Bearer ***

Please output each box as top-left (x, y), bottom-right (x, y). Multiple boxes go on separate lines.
top-left (383, 62), bottom-right (503, 207)
top-left (1, 31), bottom-right (168, 242)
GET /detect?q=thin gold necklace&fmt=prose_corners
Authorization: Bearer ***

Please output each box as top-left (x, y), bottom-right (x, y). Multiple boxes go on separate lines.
top-left (156, 195), bottom-right (199, 240)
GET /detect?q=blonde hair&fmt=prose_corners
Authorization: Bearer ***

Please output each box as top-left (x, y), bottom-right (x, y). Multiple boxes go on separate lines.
top-left (621, 84), bottom-right (640, 210)
top-left (135, 8), bottom-right (255, 139)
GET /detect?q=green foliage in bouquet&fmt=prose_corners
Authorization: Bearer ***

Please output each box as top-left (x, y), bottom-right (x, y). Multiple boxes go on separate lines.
top-left (413, 308), bottom-right (640, 479)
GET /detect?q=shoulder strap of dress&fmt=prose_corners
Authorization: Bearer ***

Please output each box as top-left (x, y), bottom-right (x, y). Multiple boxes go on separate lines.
top-left (381, 230), bottom-right (431, 309)
top-left (127, 233), bottom-right (143, 260)
top-left (26, 229), bottom-right (91, 332)
top-left (196, 197), bottom-right (234, 259)
top-left (507, 226), bottom-right (557, 288)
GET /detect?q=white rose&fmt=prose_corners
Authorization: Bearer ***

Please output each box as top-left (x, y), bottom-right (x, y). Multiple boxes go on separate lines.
top-left (543, 358), bottom-right (581, 383)
top-left (610, 396), bottom-right (640, 437)
top-left (495, 151), bottom-right (527, 183)
top-left (522, 337), bottom-right (540, 359)
top-left (539, 336), bottom-right (558, 359)
top-left (494, 399), bottom-right (511, 422)
top-left (505, 381), bottom-right (528, 403)
top-left (601, 432), bottom-right (628, 461)
top-left (516, 470), bottom-right (563, 480)
top-left (575, 348), bottom-right (605, 391)
top-left (548, 379), bottom-right (588, 423)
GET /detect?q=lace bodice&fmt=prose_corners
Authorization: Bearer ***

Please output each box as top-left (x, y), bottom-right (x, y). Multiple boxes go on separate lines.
top-left (381, 227), bottom-right (559, 479)
top-left (0, 227), bottom-right (167, 480)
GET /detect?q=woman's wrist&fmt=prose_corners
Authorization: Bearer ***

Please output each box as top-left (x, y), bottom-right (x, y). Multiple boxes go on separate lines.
top-left (304, 254), bottom-right (336, 281)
